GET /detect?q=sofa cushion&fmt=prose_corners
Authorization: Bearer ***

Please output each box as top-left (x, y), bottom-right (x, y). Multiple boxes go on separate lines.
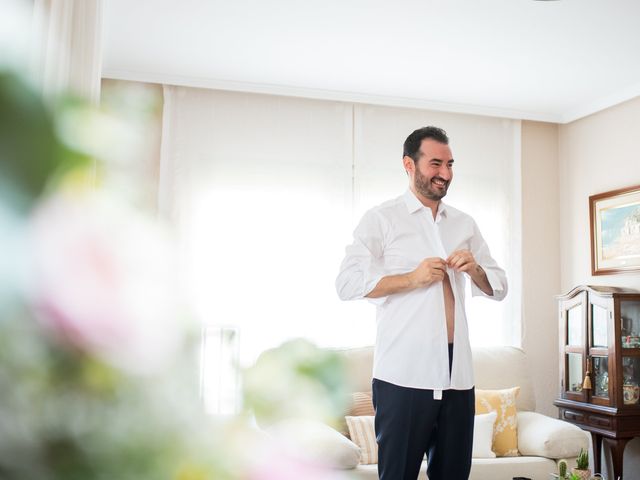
top-left (336, 346), bottom-right (536, 412)
top-left (476, 387), bottom-right (520, 457)
top-left (517, 411), bottom-right (589, 459)
top-left (345, 411), bottom-right (501, 463)
top-left (350, 391), bottom-right (375, 417)
top-left (340, 347), bottom-right (374, 394)
top-left (345, 415), bottom-right (377, 464)
top-left (469, 456), bottom-right (558, 480)
top-left (472, 346), bottom-right (535, 411)
top-left (349, 456), bottom-right (558, 480)
top-left (339, 391), bottom-right (375, 438)
top-left (473, 411), bottom-right (497, 458)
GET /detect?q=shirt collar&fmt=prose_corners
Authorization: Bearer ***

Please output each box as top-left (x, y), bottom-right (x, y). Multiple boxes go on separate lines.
top-left (402, 189), bottom-right (448, 218)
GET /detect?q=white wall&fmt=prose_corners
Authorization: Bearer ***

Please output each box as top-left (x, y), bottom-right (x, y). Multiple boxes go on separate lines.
top-left (558, 96), bottom-right (640, 477)
top-left (521, 121), bottom-right (560, 417)
top-left (558, 97), bottom-right (640, 292)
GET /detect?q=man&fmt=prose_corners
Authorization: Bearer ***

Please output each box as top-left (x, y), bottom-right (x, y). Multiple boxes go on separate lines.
top-left (335, 126), bottom-right (507, 480)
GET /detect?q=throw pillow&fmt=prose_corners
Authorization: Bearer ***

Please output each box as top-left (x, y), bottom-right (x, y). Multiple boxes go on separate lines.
top-left (517, 411), bottom-right (589, 459)
top-left (351, 391), bottom-right (375, 416)
top-left (475, 386), bottom-right (520, 457)
top-left (345, 415), bottom-right (377, 464)
top-left (473, 411), bottom-right (497, 458)
top-left (340, 391), bottom-right (375, 438)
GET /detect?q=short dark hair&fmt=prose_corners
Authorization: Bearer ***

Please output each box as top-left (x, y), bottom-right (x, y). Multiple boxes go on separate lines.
top-left (403, 126), bottom-right (449, 161)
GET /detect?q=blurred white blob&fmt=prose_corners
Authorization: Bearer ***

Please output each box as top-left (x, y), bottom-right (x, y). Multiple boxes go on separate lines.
top-left (265, 419), bottom-right (361, 470)
top-left (0, 0), bottom-right (32, 73)
top-left (55, 99), bottom-right (148, 167)
top-left (28, 189), bottom-right (183, 374)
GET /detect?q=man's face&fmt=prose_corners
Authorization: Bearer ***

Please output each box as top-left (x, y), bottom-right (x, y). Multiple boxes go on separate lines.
top-left (410, 139), bottom-right (454, 201)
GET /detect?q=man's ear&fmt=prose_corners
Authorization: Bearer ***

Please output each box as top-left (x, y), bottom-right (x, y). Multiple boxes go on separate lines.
top-left (403, 155), bottom-right (415, 176)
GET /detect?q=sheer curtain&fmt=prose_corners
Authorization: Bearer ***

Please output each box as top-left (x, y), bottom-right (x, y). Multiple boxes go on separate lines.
top-left (31, 0), bottom-right (104, 103)
top-left (160, 86), bottom-right (373, 366)
top-left (160, 86), bottom-right (521, 367)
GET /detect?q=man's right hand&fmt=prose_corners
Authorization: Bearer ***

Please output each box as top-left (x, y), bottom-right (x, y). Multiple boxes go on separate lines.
top-left (409, 257), bottom-right (447, 288)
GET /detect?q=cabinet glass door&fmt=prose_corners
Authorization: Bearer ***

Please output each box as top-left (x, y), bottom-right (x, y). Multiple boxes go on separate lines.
top-left (621, 301), bottom-right (640, 349)
top-left (592, 304), bottom-right (609, 348)
top-left (622, 356), bottom-right (640, 405)
top-left (567, 304), bottom-right (583, 346)
top-left (567, 353), bottom-right (584, 394)
top-left (593, 356), bottom-right (609, 399)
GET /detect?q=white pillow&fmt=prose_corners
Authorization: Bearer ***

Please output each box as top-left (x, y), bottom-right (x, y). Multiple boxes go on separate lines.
top-left (517, 411), bottom-right (589, 459)
top-left (266, 419), bottom-right (361, 469)
top-left (473, 411), bottom-right (497, 458)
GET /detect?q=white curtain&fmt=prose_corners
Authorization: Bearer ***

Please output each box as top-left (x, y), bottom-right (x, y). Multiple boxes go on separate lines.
top-left (160, 85), bottom-right (522, 366)
top-left (31, 0), bottom-right (103, 103)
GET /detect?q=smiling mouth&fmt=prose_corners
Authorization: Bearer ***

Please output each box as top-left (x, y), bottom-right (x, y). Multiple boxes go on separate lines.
top-left (432, 178), bottom-right (447, 188)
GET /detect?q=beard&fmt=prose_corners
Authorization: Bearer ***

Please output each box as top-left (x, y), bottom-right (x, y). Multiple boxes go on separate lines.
top-left (414, 167), bottom-right (449, 201)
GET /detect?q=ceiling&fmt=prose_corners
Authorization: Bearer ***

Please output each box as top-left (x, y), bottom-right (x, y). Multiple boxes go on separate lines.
top-left (102, 0), bottom-right (640, 123)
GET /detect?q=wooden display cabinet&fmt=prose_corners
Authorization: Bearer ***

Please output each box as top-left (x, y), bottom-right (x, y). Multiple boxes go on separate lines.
top-left (554, 285), bottom-right (640, 480)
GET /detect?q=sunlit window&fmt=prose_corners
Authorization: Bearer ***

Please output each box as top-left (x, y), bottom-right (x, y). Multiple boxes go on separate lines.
top-left (160, 87), bottom-right (521, 375)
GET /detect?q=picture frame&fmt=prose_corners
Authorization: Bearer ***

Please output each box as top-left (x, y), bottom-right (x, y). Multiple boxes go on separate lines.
top-left (590, 184), bottom-right (640, 275)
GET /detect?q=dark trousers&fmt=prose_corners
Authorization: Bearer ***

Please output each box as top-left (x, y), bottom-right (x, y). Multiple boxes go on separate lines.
top-left (371, 344), bottom-right (475, 480)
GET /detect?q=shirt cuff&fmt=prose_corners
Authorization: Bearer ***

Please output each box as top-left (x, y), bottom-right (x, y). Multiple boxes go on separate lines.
top-left (363, 270), bottom-right (387, 306)
top-left (470, 267), bottom-right (503, 298)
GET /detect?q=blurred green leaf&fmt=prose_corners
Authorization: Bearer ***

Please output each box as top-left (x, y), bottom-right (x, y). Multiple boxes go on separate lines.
top-left (243, 338), bottom-right (348, 427)
top-left (0, 70), bottom-right (90, 212)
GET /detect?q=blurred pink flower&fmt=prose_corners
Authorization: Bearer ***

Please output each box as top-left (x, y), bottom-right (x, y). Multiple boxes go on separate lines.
top-left (28, 190), bottom-right (183, 374)
top-left (247, 438), bottom-right (348, 480)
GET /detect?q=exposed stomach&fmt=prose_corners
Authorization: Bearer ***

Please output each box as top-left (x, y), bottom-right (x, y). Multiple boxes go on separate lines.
top-left (443, 272), bottom-right (456, 343)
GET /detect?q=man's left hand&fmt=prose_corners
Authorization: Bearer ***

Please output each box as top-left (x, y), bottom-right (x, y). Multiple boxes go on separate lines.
top-left (446, 249), bottom-right (493, 296)
top-left (446, 249), bottom-right (479, 274)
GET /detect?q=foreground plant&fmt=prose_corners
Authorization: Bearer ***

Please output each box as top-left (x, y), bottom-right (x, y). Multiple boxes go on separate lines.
top-left (0, 69), bottom-right (352, 480)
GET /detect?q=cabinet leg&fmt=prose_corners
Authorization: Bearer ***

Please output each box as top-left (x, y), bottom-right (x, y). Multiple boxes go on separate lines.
top-left (604, 437), bottom-right (630, 480)
top-left (591, 432), bottom-right (602, 474)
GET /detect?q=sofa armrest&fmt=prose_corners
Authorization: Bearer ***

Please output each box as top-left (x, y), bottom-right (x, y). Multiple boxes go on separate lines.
top-left (517, 411), bottom-right (589, 459)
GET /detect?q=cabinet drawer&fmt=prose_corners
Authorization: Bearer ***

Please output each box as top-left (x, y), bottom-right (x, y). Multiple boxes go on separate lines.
top-left (588, 414), bottom-right (612, 428)
top-left (562, 409), bottom-right (585, 423)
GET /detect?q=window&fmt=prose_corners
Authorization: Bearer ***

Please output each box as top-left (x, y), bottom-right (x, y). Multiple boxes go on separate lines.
top-left (160, 86), bottom-right (522, 370)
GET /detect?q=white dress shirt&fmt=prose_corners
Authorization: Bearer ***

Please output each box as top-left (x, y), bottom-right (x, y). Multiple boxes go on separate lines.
top-left (336, 190), bottom-right (507, 390)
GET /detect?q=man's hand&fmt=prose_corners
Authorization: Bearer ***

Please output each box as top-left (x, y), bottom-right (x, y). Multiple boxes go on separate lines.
top-left (447, 249), bottom-right (493, 296)
top-left (365, 257), bottom-right (446, 298)
top-left (446, 249), bottom-right (479, 274)
top-left (409, 257), bottom-right (447, 288)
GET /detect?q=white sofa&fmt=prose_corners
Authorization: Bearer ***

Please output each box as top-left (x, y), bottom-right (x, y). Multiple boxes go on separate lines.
top-left (336, 345), bottom-right (589, 480)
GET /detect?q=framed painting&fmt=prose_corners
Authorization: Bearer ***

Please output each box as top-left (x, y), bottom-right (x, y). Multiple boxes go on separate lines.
top-left (590, 185), bottom-right (640, 275)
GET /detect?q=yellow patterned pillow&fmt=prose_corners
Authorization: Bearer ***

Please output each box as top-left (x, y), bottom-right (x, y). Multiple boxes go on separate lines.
top-left (475, 387), bottom-right (520, 457)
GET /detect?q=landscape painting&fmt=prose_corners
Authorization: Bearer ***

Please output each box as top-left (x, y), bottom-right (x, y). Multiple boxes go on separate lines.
top-left (590, 185), bottom-right (640, 275)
